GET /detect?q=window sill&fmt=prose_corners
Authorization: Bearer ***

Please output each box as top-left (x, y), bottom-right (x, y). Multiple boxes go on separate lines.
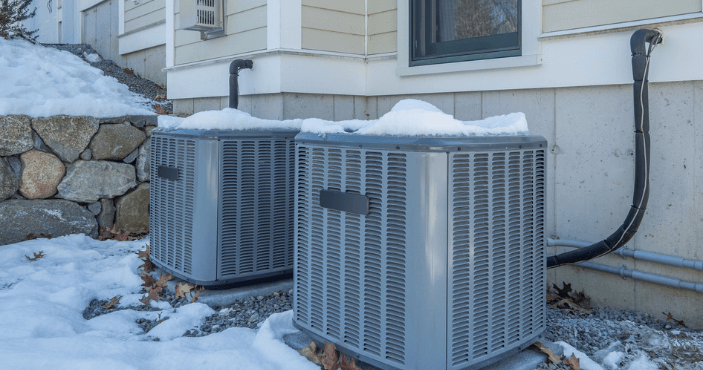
top-left (396, 54), bottom-right (541, 77)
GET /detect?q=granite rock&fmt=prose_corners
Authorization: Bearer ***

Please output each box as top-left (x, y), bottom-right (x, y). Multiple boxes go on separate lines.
top-left (0, 158), bottom-right (20, 201)
top-left (97, 198), bottom-right (116, 229)
top-left (57, 161), bottom-right (137, 203)
top-left (89, 124), bottom-right (146, 160)
top-left (136, 138), bottom-right (150, 182)
top-left (0, 200), bottom-right (98, 245)
top-left (19, 150), bottom-right (65, 199)
top-left (0, 115), bottom-right (34, 156)
top-left (114, 183), bottom-right (149, 233)
top-left (32, 116), bottom-right (99, 163)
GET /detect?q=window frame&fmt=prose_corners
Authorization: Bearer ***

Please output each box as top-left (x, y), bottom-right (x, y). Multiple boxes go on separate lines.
top-left (410, 0), bottom-right (522, 66)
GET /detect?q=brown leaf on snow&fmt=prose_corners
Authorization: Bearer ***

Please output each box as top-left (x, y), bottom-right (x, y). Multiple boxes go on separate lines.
top-left (140, 289), bottom-right (160, 305)
top-left (139, 258), bottom-right (155, 273)
top-left (154, 104), bottom-right (168, 115)
top-left (155, 94), bottom-right (166, 101)
top-left (103, 295), bottom-right (122, 309)
top-left (190, 285), bottom-right (204, 303)
top-left (532, 342), bottom-right (561, 364)
top-left (25, 251), bottom-right (45, 261)
top-left (297, 342), bottom-right (321, 365)
top-left (562, 354), bottom-right (581, 370)
top-left (175, 282), bottom-right (194, 299)
top-left (141, 274), bottom-right (156, 288)
top-left (339, 354), bottom-right (362, 370)
top-left (663, 312), bottom-right (686, 327)
top-left (137, 245), bottom-right (150, 259)
top-left (321, 341), bottom-right (339, 370)
top-left (154, 274), bottom-right (173, 289)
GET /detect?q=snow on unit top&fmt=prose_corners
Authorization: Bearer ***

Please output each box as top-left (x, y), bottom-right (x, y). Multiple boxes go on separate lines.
top-left (177, 108), bottom-right (303, 131)
top-left (301, 99), bottom-right (529, 136)
top-left (0, 38), bottom-right (154, 117)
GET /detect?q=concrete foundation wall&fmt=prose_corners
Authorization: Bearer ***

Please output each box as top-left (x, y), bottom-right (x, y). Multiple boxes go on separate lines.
top-left (174, 81), bottom-right (703, 328)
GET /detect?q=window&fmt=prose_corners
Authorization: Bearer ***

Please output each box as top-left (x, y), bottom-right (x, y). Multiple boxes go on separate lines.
top-left (411, 0), bottom-right (521, 66)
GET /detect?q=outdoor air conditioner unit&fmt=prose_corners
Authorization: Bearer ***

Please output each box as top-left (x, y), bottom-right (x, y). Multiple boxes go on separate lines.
top-left (149, 128), bottom-right (297, 286)
top-left (293, 133), bottom-right (547, 369)
top-left (179, 0), bottom-right (222, 32)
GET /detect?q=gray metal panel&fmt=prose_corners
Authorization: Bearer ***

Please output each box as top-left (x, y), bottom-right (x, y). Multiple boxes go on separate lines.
top-left (190, 139), bottom-right (219, 281)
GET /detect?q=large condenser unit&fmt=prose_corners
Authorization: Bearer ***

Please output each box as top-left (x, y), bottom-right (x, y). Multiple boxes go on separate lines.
top-left (150, 128), bottom-right (297, 286)
top-left (293, 133), bottom-right (547, 369)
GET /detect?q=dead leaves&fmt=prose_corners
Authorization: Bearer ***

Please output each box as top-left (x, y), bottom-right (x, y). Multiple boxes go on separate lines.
top-left (24, 233), bottom-right (52, 241)
top-left (154, 94), bottom-right (166, 101)
top-left (663, 312), bottom-right (686, 327)
top-left (103, 296), bottom-right (122, 309)
top-left (154, 104), bottom-right (168, 115)
top-left (548, 282), bottom-right (591, 315)
top-left (99, 224), bottom-right (148, 241)
top-left (124, 68), bottom-right (134, 75)
top-left (297, 341), bottom-right (362, 370)
top-left (25, 251), bottom-right (45, 261)
top-left (175, 282), bottom-right (193, 299)
top-left (532, 342), bottom-right (581, 370)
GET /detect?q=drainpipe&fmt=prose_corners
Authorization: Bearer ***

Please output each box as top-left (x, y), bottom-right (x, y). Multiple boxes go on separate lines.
top-left (571, 261), bottom-right (703, 294)
top-left (548, 238), bottom-right (703, 272)
top-left (229, 59), bottom-right (253, 109)
top-left (547, 29), bottom-right (663, 268)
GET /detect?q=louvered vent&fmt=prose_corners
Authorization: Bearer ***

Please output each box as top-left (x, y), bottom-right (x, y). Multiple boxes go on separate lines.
top-left (150, 130), bottom-right (296, 286)
top-left (448, 150), bottom-right (546, 368)
top-left (179, 0), bottom-right (222, 32)
top-left (150, 136), bottom-right (195, 275)
top-left (295, 146), bottom-right (407, 367)
top-left (294, 134), bottom-right (546, 370)
top-left (219, 139), bottom-right (295, 278)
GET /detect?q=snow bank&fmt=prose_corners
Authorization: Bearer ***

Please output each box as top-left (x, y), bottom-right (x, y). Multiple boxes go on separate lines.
top-left (0, 38), bottom-right (154, 117)
top-left (178, 108), bottom-right (302, 131)
top-left (301, 99), bottom-right (528, 137)
top-left (0, 234), bottom-right (317, 370)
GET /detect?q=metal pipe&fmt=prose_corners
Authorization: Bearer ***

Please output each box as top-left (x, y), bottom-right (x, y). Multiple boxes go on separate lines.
top-left (548, 238), bottom-right (703, 272)
top-left (229, 59), bottom-right (253, 109)
top-left (572, 260), bottom-right (703, 294)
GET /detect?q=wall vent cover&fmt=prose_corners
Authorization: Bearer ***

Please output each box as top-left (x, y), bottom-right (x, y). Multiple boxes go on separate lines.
top-left (150, 129), bottom-right (297, 286)
top-left (179, 0), bottom-right (222, 32)
top-left (293, 134), bottom-right (547, 370)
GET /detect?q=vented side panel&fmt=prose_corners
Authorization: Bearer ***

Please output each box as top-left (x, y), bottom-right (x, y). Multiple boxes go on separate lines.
top-left (150, 136), bottom-right (196, 275)
top-left (295, 146), bottom-right (407, 367)
top-left (219, 139), bottom-right (295, 278)
top-left (448, 150), bottom-right (546, 368)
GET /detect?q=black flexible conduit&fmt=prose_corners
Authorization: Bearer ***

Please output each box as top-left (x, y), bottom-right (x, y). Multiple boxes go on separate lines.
top-left (229, 59), bottom-right (253, 109)
top-left (547, 29), bottom-right (663, 269)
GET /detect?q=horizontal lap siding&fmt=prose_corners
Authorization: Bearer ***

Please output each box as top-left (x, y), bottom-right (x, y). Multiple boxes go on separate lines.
top-left (174, 0), bottom-right (266, 65)
top-left (368, 5), bottom-right (396, 55)
top-left (301, 0), bottom-right (365, 55)
top-left (125, 0), bottom-right (166, 33)
top-left (543, 0), bottom-right (702, 33)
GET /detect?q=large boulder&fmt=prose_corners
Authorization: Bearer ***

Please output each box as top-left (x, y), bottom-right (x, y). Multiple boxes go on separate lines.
top-left (114, 183), bottom-right (149, 233)
top-left (32, 116), bottom-right (99, 163)
top-left (19, 150), bottom-right (65, 199)
top-left (0, 158), bottom-right (20, 201)
top-left (0, 200), bottom-right (98, 245)
top-left (56, 161), bottom-right (137, 203)
top-left (0, 115), bottom-right (34, 156)
top-left (136, 138), bottom-right (150, 182)
top-left (89, 124), bottom-right (146, 160)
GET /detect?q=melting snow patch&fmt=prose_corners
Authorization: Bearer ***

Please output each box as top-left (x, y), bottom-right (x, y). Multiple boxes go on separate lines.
top-left (83, 52), bottom-right (101, 63)
top-left (178, 108), bottom-right (302, 131)
top-left (555, 341), bottom-right (605, 370)
top-left (157, 115), bottom-right (186, 129)
top-left (623, 354), bottom-right (658, 370)
top-left (301, 99), bottom-right (529, 137)
top-left (0, 37), bottom-right (154, 117)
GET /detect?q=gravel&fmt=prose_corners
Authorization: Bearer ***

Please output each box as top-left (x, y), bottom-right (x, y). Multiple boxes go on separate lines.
top-left (42, 43), bottom-right (172, 114)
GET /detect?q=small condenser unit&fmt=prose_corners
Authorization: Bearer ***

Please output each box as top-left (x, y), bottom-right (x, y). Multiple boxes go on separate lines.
top-left (179, 0), bottom-right (222, 32)
top-left (293, 134), bottom-right (547, 369)
top-left (150, 128), bottom-right (297, 286)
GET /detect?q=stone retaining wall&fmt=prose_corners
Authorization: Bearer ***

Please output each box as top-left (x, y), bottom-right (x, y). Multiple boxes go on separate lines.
top-left (0, 114), bottom-right (156, 246)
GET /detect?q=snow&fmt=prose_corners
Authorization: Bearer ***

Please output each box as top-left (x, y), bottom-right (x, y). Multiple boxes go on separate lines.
top-left (0, 38), bottom-right (154, 117)
top-left (0, 234), bottom-right (317, 370)
top-left (158, 115), bottom-right (186, 129)
top-left (83, 52), bottom-right (102, 63)
top-left (300, 99), bottom-right (529, 137)
top-left (601, 351), bottom-right (625, 370)
top-left (555, 341), bottom-right (605, 370)
top-left (623, 354), bottom-right (658, 370)
top-left (178, 108), bottom-right (302, 131)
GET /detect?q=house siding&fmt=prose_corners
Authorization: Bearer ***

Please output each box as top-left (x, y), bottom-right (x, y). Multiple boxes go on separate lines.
top-left (367, 0), bottom-right (396, 55)
top-left (543, 0), bottom-right (702, 32)
top-left (124, 0), bottom-right (166, 33)
top-left (174, 0), bottom-right (266, 65)
top-left (301, 0), bottom-right (365, 54)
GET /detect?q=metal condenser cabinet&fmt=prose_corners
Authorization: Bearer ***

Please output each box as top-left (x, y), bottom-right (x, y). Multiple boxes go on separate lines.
top-left (150, 129), bottom-right (297, 286)
top-left (293, 133), bottom-right (547, 370)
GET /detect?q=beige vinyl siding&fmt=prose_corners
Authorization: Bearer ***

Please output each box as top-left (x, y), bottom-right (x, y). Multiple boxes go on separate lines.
top-left (544, 0), bottom-right (702, 33)
top-left (124, 0), bottom-right (165, 33)
top-left (174, 0), bottom-right (266, 65)
top-left (301, 0), bottom-right (365, 54)
top-left (367, 1), bottom-right (396, 55)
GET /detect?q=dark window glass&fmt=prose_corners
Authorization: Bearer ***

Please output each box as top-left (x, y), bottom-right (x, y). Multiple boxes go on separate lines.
top-left (411, 0), bottom-right (521, 66)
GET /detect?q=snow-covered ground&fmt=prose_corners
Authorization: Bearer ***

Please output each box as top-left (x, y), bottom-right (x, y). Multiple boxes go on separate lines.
top-left (0, 38), bottom-right (154, 117)
top-left (0, 234), bottom-right (317, 370)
